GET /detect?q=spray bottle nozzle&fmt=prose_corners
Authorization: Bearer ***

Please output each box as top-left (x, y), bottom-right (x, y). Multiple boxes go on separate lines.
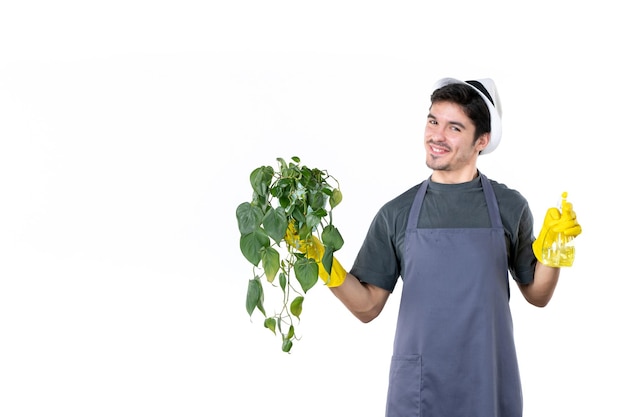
top-left (560, 192), bottom-right (571, 220)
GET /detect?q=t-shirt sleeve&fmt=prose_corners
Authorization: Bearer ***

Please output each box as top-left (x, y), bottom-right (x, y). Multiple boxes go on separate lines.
top-left (509, 198), bottom-right (537, 285)
top-left (349, 206), bottom-right (402, 293)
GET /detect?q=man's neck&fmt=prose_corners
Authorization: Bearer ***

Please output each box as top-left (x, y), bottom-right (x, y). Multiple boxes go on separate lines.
top-left (430, 168), bottom-right (479, 184)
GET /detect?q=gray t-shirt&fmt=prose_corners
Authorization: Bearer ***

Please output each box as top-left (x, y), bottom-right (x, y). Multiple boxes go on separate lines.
top-left (349, 173), bottom-right (537, 293)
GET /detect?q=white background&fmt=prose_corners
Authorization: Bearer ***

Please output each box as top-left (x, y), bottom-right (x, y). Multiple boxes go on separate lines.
top-left (1, 1), bottom-right (623, 416)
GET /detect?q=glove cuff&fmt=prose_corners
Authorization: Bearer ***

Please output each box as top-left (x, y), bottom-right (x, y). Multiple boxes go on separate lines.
top-left (318, 257), bottom-right (347, 287)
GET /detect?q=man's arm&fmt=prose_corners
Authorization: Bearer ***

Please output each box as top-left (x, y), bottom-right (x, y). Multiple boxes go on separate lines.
top-left (517, 263), bottom-right (560, 307)
top-left (329, 272), bottom-right (391, 323)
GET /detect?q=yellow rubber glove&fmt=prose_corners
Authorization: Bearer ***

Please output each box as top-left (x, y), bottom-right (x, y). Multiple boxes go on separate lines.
top-left (532, 192), bottom-right (582, 266)
top-left (285, 222), bottom-right (347, 287)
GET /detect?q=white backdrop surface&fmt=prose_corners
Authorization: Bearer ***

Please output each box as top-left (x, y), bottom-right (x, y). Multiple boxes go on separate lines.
top-left (1, 2), bottom-right (623, 416)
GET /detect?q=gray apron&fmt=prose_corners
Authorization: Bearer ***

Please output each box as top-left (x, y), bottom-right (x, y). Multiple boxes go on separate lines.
top-left (385, 174), bottom-right (522, 417)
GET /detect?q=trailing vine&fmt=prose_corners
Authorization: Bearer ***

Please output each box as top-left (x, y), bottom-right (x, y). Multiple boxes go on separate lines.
top-left (235, 156), bottom-right (343, 352)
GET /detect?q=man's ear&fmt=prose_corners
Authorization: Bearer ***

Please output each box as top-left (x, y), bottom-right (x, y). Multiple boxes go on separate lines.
top-left (476, 133), bottom-right (491, 153)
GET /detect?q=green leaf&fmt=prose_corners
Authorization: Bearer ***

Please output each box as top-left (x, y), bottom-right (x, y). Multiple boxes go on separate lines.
top-left (291, 203), bottom-right (307, 224)
top-left (295, 221), bottom-right (312, 241)
top-left (250, 166), bottom-right (274, 198)
top-left (300, 167), bottom-right (313, 189)
top-left (330, 188), bottom-right (342, 208)
top-left (290, 296), bottom-right (304, 319)
top-left (240, 229), bottom-right (270, 266)
top-left (262, 207), bottom-right (288, 244)
top-left (322, 224), bottom-right (344, 251)
top-left (308, 190), bottom-right (327, 211)
top-left (305, 209), bottom-right (325, 231)
top-left (321, 249), bottom-right (334, 276)
top-left (279, 271), bottom-right (287, 291)
top-left (236, 202), bottom-right (263, 235)
top-left (294, 257), bottom-right (318, 293)
top-left (261, 246), bottom-right (280, 283)
top-left (276, 316), bottom-right (283, 334)
top-left (246, 278), bottom-right (264, 317)
top-left (264, 317), bottom-right (276, 334)
top-left (282, 338), bottom-right (293, 353)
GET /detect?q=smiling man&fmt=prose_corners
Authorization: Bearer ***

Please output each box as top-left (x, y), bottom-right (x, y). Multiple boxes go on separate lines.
top-left (295, 78), bottom-right (582, 416)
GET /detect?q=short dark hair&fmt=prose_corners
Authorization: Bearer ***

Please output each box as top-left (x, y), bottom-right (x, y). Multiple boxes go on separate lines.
top-left (430, 83), bottom-right (491, 141)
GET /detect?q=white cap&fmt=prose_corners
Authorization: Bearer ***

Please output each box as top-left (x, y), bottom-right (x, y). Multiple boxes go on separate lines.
top-left (432, 78), bottom-right (502, 155)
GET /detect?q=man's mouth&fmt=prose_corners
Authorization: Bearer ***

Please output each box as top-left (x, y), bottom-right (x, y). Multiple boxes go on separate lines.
top-left (428, 142), bottom-right (450, 154)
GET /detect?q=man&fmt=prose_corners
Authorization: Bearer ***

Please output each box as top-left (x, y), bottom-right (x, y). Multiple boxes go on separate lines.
top-left (296, 78), bottom-right (582, 416)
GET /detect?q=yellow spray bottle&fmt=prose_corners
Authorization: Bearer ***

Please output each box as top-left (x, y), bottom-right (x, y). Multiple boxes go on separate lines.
top-left (541, 192), bottom-right (576, 267)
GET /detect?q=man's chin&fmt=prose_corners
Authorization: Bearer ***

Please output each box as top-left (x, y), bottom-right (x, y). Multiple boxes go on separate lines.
top-left (426, 157), bottom-right (447, 171)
